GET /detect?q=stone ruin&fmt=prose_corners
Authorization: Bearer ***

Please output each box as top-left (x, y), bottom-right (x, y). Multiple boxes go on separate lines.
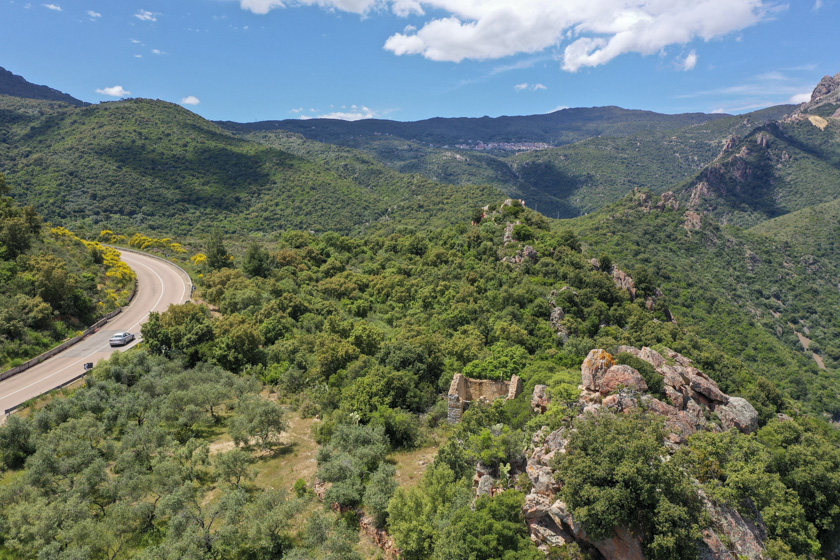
top-left (447, 373), bottom-right (523, 424)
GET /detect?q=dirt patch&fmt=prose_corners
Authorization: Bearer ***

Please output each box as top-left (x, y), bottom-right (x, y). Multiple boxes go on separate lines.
top-left (794, 330), bottom-right (812, 350)
top-left (813, 353), bottom-right (827, 370)
top-left (809, 115), bottom-right (829, 130)
top-left (253, 413), bottom-right (319, 491)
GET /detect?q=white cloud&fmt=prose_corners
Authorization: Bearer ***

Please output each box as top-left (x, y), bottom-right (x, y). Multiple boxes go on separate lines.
top-left (42, 3), bottom-right (61, 10)
top-left (241, 0), bottom-right (285, 14)
top-left (301, 106), bottom-right (379, 120)
top-left (680, 49), bottom-right (698, 71)
top-left (134, 9), bottom-right (158, 21)
top-left (514, 82), bottom-right (547, 91)
top-left (240, 0), bottom-right (381, 15)
top-left (86, 9), bottom-right (100, 18)
top-left (789, 92), bottom-right (811, 104)
top-left (240, 0), bottom-right (773, 72)
top-left (96, 85), bottom-right (130, 97)
top-left (181, 96), bottom-right (201, 105)
top-left (151, 49), bottom-right (167, 55)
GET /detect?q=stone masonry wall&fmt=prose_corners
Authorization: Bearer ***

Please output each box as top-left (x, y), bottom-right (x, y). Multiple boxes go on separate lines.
top-left (447, 373), bottom-right (523, 423)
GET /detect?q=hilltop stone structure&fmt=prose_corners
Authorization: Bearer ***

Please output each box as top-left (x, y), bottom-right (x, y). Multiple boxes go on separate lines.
top-left (447, 373), bottom-right (523, 423)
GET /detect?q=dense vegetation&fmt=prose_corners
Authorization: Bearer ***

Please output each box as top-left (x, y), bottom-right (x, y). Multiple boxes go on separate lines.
top-left (679, 118), bottom-right (840, 228)
top-left (0, 175), bottom-right (134, 369)
top-left (235, 105), bottom-right (793, 221)
top-left (0, 96), bottom-right (499, 236)
top-left (574, 190), bottom-right (840, 416)
top-left (3, 69), bottom-right (840, 559)
top-left (220, 106), bottom-right (730, 147)
top-left (3, 199), bottom-right (840, 558)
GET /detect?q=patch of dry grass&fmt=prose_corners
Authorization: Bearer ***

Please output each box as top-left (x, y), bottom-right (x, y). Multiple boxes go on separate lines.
top-left (252, 413), bottom-right (320, 491)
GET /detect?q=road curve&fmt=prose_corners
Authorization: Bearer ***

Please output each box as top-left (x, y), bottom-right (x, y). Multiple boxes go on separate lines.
top-left (0, 250), bottom-right (192, 415)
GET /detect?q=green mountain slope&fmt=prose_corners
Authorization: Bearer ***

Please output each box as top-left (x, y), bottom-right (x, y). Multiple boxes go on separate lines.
top-left (0, 66), bottom-right (87, 107)
top-left (573, 190), bottom-right (840, 416)
top-left (235, 105), bottom-right (793, 220)
top-left (218, 105), bottom-right (730, 147)
top-left (0, 96), bottom-right (499, 236)
top-left (750, 197), bottom-right (840, 254)
top-left (679, 117), bottom-right (840, 227)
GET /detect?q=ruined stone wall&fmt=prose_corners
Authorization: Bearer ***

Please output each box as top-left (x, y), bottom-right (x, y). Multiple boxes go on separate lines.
top-left (447, 374), bottom-right (523, 423)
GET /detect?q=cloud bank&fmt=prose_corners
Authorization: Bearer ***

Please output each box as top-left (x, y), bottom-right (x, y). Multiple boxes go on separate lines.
top-left (239, 0), bottom-right (773, 71)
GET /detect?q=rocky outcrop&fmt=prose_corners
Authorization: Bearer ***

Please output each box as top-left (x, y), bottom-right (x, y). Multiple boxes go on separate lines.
top-left (524, 347), bottom-right (763, 558)
top-left (360, 515), bottom-right (402, 559)
top-left (631, 189), bottom-right (682, 214)
top-left (580, 349), bottom-right (615, 393)
top-left (598, 364), bottom-right (648, 395)
top-left (716, 396), bottom-right (759, 433)
top-left (503, 221), bottom-right (518, 244)
top-left (503, 245), bottom-right (538, 264)
top-left (689, 182), bottom-right (714, 207)
top-left (656, 191), bottom-right (680, 211)
top-left (611, 267), bottom-right (637, 300)
top-left (532, 385), bottom-right (550, 413)
top-left (811, 74), bottom-right (839, 103)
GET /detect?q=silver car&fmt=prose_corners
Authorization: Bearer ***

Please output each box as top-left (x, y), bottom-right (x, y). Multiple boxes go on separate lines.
top-left (109, 332), bottom-right (135, 347)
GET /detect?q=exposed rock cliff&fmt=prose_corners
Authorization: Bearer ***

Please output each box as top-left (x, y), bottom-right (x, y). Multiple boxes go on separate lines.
top-left (524, 347), bottom-right (763, 558)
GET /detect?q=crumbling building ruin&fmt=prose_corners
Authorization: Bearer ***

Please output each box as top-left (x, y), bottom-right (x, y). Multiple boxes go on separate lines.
top-left (447, 373), bottom-right (523, 423)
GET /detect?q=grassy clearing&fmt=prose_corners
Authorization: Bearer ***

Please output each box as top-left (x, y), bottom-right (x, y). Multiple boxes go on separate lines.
top-left (251, 413), bottom-right (320, 492)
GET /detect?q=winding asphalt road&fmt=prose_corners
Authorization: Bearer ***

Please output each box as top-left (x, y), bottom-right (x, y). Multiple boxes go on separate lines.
top-left (0, 250), bottom-right (192, 416)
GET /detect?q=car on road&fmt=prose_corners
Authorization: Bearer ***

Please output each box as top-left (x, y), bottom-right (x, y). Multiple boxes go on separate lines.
top-left (109, 332), bottom-right (135, 347)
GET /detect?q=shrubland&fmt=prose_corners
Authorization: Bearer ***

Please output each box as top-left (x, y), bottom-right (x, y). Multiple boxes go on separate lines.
top-left (2, 199), bottom-right (840, 558)
top-left (0, 175), bottom-right (134, 369)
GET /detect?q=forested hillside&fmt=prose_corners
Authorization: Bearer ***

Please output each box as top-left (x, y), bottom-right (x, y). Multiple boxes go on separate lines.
top-left (0, 173), bottom-right (134, 369)
top-left (3, 202), bottom-right (839, 559)
top-left (574, 190), bottom-right (840, 416)
top-left (0, 96), bottom-right (498, 236)
top-left (235, 105), bottom-right (792, 220)
top-left (3, 68), bottom-right (840, 560)
top-left (0, 66), bottom-right (86, 107)
top-left (679, 116), bottom-right (840, 227)
top-left (219, 106), bottom-right (729, 147)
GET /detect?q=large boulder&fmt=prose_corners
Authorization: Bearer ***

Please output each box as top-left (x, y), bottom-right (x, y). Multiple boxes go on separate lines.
top-left (715, 397), bottom-right (759, 434)
top-left (581, 349), bottom-right (616, 392)
top-left (598, 364), bottom-right (648, 395)
top-left (532, 384), bottom-right (550, 413)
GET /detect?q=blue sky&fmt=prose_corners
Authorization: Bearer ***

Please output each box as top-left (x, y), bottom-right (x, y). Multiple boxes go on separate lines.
top-left (1, 0), bottom-right (837, 122)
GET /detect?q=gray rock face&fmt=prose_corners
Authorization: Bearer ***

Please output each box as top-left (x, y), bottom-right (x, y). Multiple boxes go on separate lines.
top-left (523, 346), bottom-right (767, 558)
top-left (811, 74), bottom-right (839, 103)
top-left (477, 474), bottom-right (494, 497)
top-left (532, 384), bottom-right (549, 413)
top-left (715, 397), bottom-right (759, 434)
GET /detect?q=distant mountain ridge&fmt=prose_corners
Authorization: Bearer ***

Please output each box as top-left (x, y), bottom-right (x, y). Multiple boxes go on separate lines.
top-left (218, 106), bottom-right (731, 147)
top-left (0, 66), bottom-right (87, 107)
